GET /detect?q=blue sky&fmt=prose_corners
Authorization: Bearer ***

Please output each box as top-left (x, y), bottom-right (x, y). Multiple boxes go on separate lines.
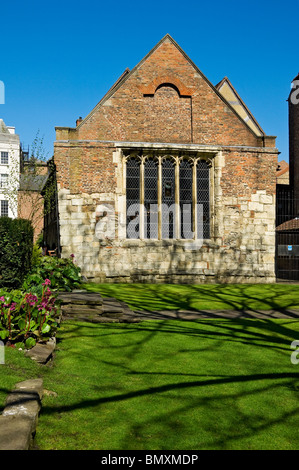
top-left (0, 0), bottom-right (298, 162)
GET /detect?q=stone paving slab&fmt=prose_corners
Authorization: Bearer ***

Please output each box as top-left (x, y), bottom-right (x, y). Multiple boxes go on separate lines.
top-left (3, 392), bottom-right (41, 425)
top-left (64, 314), bottom-right (120, 323)
top-left (133, 309), bottom-right (299, 321)
top-left (0, 415), bottom-right (34, 450)
top-left (62, 304), bottom-right (103, 314)
top-left (15, 379), bottom-right (44, 400)
top-left (59, 292), bottom-right (141, 323)
top-left (0, 379), bottom-right (43, 450)
top-left (25, 339), bottom-right (56, 364)
top-left (57, 291), bottom-right (103, 305)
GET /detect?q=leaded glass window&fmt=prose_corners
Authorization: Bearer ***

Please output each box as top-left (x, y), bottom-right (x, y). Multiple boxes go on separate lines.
top-left (197, 160), bottom-right (210, 239)
top-left (125, 154), bottom-right (211, 240)
top-left (162, 159), bottom-right (175, 239)
top-left (144, 159), bottom-right (158, 238)
top-left (126, 158), bottom-right (140, 239)
top-left (179, 159), bottom-right (193, 239)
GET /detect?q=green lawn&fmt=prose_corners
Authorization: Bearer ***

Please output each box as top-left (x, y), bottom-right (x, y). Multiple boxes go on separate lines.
top-left (82, 282), bottom-right (299, 312)
top-left (1, 317), bottom-right (298, 450)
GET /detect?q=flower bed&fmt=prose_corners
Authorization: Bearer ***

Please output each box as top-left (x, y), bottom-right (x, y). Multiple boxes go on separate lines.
top-left (0, 279), bottom-right (60, 350)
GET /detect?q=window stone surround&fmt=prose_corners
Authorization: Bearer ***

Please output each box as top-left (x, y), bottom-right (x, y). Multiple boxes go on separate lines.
top-left (116, 144), bottom-right (220, 242)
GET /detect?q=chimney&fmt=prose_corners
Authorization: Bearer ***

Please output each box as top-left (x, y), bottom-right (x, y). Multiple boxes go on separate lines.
top-left (76, 116), bottom-right (83, 126)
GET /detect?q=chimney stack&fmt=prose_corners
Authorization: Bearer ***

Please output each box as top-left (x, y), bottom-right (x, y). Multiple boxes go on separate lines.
top-left (76, 116), bottom-right (83, 127)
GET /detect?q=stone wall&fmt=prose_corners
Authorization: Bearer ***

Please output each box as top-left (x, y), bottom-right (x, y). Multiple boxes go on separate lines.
top-left (57, 193), bottom-right (276, 283)
top-left (57, 145), bottom-right (276, 284)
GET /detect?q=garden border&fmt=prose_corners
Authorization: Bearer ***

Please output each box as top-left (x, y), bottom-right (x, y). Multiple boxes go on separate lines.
top-left (0, 379), bottom-right (43, 450)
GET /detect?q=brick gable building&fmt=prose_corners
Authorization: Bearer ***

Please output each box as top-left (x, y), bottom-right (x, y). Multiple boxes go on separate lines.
top-left (53, 34), bottom-right (278, 283)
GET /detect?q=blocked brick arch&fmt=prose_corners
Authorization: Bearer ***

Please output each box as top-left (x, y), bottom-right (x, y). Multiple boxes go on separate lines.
top-left (53, 34), bottom-right (279, 284)
top-left (143, 84), bottom-right (192, 143)
top-left (138, 75), bottom-right (194, 96)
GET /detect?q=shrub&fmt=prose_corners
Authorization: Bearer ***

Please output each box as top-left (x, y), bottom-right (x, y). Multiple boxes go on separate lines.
top-left (0, 279), bottom-right (60, 349)
top-left (31, 243), bottom-right (43, 268)
top-left (0, 217), bottom-right (34, 289)
top-left (22, 255), bottom-right (81, 294)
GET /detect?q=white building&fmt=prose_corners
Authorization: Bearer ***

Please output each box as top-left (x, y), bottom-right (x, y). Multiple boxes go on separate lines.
top-left (0, 119), bottom-right (20, 218)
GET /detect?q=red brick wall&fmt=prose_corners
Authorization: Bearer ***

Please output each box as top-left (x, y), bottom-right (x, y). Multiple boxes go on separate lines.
top-left (143, 85), bottom-right (192, 142)
top-left (18, 191), bottom-right (44, 242)
top-left (54, 38), bottom-right (277, 196)
top-left (76, 40), bottom-right (259, 146)
top-left (222, 150), bottom-right (277, 197)
top-left (54, 142), bottom-right (117, 193)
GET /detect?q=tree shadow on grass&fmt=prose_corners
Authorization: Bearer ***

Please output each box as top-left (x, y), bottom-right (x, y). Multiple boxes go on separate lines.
top-left (118, 378), bottom-right (299, 450)
top-left (61, 316), bottom-right (299, 357)
top-left (84, 282), bottom-right (299, 313)
top-left (80, 282), bottom-right (299, 365)
top-left (40, 371), bottom-right (299, 449)
top-left (41, 371), bottom-right (299, 412)
top-left (40, 316), bottom-right (299, 449)
top-left (45, 280), bottom-right (299, 450)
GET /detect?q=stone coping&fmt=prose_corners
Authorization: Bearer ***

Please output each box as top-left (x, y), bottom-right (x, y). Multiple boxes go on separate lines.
top-left (0, 379), bottom-right (43, 450)
top-left (25, 338), bottom-right (56, 364)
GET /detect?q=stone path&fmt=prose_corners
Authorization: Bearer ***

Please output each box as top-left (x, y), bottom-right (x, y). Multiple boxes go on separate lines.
top-left (57, 290), bottom-right (299, 323)
top-left (133, 308), bottom-right (299, 320)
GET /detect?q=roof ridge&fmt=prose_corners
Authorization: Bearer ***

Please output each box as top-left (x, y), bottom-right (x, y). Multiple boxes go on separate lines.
top-left (216, 76), bottom-right (265, 135)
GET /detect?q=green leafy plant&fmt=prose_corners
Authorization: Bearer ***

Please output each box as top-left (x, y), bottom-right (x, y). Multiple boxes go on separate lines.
top-left (22, 255), bottom-right (81, 293)
top-left (31, 243), bottom-right (43, 268)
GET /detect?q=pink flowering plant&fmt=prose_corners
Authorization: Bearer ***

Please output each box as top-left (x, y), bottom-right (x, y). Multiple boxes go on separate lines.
top-left (0, 279), bottom-right (60, 349)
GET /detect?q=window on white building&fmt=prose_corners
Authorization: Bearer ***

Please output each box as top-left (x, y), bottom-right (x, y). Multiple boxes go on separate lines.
top-left (0, 152), bottom-right (9, 165)
top-left (0, 200), bottom-right (8, 217)
top-left (0, 174), bottom-right (8, 188)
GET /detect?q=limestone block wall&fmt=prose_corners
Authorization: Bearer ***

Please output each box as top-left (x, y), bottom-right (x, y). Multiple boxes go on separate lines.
top-left (57, 186), bottom-right (276, 284)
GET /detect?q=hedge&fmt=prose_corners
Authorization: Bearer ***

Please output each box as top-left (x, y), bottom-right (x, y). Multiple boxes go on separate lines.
top-left (0, 217), bottom-right (34, 289)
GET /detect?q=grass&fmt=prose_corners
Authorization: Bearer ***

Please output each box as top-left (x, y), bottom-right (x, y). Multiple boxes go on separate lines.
top-left (1, 317), bottom-right (297, 450)
top-left (82, 282), bottom-right (299, 312)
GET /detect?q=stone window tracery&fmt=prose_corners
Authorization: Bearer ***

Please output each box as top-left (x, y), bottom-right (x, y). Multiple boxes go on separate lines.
top-left (125, 152), bottom-right (211, 240)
